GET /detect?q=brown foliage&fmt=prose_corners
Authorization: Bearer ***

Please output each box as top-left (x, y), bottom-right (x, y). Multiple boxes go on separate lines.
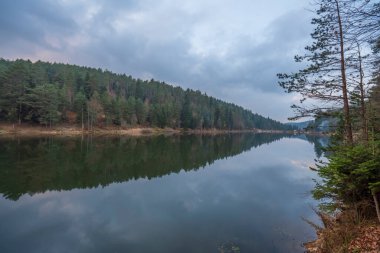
top-left (305, 205), bottom-right (380, 253)
top-left (65, 111), bottom-right (77, 124)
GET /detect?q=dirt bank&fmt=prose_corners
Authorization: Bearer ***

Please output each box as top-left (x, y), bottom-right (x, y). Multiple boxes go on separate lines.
top-left (0, 123), bottom-right (181, 137)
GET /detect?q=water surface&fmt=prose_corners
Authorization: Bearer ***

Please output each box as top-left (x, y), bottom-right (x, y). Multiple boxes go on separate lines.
top-left (0, 134), bottom-right (323, 253)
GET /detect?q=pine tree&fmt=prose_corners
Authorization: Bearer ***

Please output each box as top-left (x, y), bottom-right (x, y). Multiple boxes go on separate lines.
top-left (278, 0), bottom-right (354, 142)
top-left (0, 60), bottom-right (30, 124)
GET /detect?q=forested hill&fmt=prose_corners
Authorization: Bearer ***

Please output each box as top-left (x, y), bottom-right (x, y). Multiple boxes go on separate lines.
top-left (0, 59), bottom-right (292, 130)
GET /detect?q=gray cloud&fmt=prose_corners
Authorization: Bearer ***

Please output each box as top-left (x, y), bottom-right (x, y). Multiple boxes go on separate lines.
top-left (0, 1), bottom-right (78, 53)
top-left (0, 0), bottom-right (313, 121)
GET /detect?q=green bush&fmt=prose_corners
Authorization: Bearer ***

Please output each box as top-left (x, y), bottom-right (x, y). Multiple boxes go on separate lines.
top-left (313, 142), bottom-right (380, 212)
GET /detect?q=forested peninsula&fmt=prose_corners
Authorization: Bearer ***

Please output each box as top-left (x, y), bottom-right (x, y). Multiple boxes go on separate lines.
top-left (0, 59), bottom-right (292, 133)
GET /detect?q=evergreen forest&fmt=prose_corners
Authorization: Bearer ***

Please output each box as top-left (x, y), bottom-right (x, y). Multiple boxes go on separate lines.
top-left (0, 59), bottom-right (292, 131)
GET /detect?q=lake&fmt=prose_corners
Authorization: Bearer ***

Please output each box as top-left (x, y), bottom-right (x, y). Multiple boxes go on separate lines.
top-left (0, 133), bottom-right (325, 253)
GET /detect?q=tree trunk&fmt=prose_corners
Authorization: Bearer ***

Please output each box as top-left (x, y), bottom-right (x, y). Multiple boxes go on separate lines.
top-left (81, 106), bottom-right (84, 131)
top-left (373, 191), bottom-right (380, 223)
top-left (87, 103), bottom-right (90, 131)
top-left (336, 0), bottom-right (353, 144)
top-left (18, 102), bottom-right (21, 125)
top-left (90, 114), bottom-right (93, 132)
top-left (357, 43), bottom-right (368, 142)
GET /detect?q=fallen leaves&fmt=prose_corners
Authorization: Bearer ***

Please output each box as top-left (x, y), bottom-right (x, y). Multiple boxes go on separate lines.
top-left (349, 225), bottom-right (380, 253)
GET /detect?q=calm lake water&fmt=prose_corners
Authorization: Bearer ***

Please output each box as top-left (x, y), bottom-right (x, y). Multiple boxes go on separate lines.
top-left (0, 133), bottom-right (326, 253)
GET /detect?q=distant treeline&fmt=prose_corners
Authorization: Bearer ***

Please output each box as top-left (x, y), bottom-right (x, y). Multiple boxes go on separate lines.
top-left (0, 59), bottom-right (293, 130)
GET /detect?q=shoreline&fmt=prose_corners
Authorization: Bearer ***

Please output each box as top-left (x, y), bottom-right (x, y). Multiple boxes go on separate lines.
top-left (0, 123), bottom-right (317, 137)
top-left (0, 124), bottom-right (180, 137)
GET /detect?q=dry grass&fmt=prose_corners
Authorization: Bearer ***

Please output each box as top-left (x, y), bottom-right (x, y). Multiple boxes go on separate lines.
top-left (0, 123), bottom-right (281, 137)
top-left (305, 203), bottom-right (380, 253)
top-left (0, 123), bottom-right (182, 137)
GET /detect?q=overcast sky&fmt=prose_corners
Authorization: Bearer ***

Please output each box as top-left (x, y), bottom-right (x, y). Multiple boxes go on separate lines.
top-left (0, 0), bottom-right (314, 122)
